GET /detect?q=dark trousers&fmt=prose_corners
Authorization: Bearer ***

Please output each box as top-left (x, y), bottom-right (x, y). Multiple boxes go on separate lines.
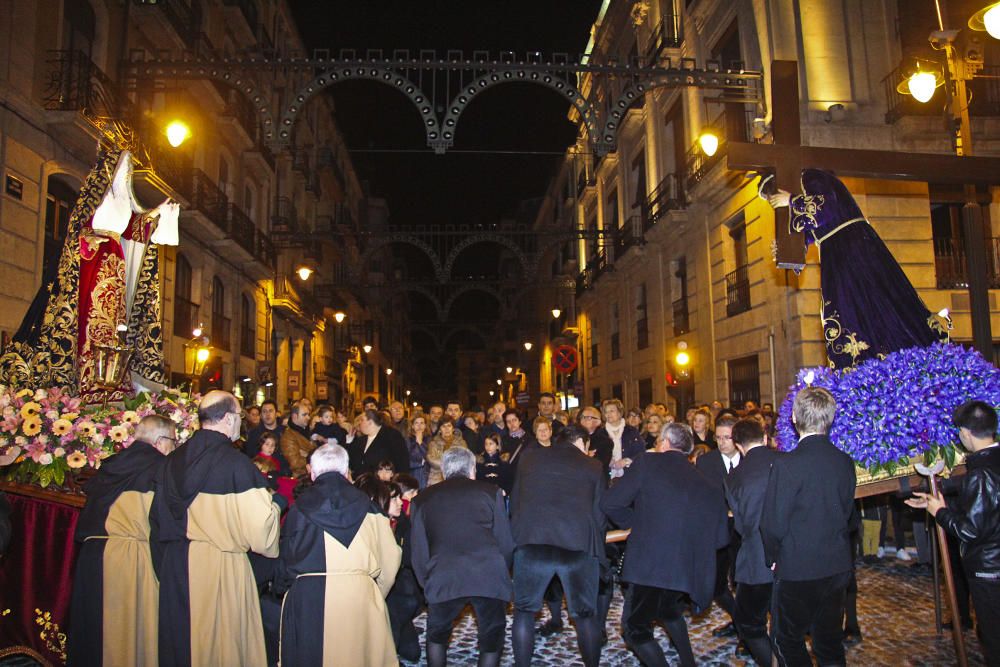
top-left (426, 596), bottom-right (507, 653)
top-left (969, 575), bottom-right (1000, 667)
top-left (713, 546), bottom-right (736, 617)
top-left (771, 571), bottom-right (851, 667)
top-left (387, 589), bottom-right (422, 662)
top-left (624, 584), bottom-right (695, 667)
top-left (734, 582), bottom-right (772, 640)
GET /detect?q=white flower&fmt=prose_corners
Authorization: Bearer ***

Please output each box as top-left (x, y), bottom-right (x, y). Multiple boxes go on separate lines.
top-left (36, 434), bottom-right (49, 445)
top-left (53, 447), bottom-right (65, 458)
top-left (92, 433), bottom-right (106, 446)
top-left (169, 411), bottom-right (183, 424)
top-left (2, 406), bottom-right (14, 419)
top-left (38, 453), bottom-right (53, 465)
top-left (33, 388), bottom-right (48, 402)
top-left (14, 436), bottom-right (27, 447)
top-left (45, 410), bottom-right (59, 420)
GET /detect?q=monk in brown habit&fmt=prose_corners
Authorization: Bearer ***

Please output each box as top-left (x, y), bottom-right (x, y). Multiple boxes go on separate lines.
top-left (67, 414), bottom-right (177, 666)
top-left (150, 390), bottom-right (281, 667)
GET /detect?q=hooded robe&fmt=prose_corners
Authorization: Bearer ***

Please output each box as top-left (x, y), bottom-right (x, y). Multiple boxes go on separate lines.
top-left (273, 471), bottom-right (401, 667)
top-left (67, 440), bottom-right (165, 667)
top-left (150, 429), bottom-right (280, 667)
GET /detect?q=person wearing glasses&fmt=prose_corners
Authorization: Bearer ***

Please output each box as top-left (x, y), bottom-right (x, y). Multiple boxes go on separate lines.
top-left (151, 390), bottom-right (282, 667)
top-left (67, 414), bottom-right (178, 666)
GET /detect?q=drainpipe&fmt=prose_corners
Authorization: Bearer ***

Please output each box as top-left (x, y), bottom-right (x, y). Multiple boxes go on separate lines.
top-left (768, 327), bottom-right (778, 406)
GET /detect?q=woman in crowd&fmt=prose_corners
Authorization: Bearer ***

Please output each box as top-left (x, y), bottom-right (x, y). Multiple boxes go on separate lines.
top-left (626, 408), bottom-right (644, 430)
top-left (533, 417), bottom-right (554, 448)
top-left (692, 408), bottom-right (716, 450)
top-left (501, 409), bottom-right (533, 459)
top-left (407, 413), bottom-right (431, 488)
top-left (642, 413), bottom-right (664, 449)
top-left (425, 417), bottom-right (468, 485)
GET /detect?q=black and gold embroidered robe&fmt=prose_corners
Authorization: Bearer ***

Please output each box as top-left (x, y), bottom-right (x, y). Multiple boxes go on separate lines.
top-left (150, 429), bottom-right (280, 667)
top-left (67, 440), bottom-right (165, 667)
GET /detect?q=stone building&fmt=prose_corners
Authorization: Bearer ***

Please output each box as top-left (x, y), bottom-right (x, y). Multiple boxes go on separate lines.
top-left (528, 0), bottom-right (1000, 412)
top-left (0, 0), bottom-right (400, 412)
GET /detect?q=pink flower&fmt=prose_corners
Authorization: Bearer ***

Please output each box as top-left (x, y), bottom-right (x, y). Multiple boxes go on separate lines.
top-left (25, 440), bottom-right (47, 463)
top-left (1, 416), bottom-right (19, 434)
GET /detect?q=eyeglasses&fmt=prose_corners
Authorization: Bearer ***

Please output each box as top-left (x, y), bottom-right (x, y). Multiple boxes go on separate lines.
top-left (581, 415), bottom-right (601, 420)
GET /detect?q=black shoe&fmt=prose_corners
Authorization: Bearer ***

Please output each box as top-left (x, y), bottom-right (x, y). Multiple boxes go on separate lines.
top-left (538, 619), bottom-right (564, 636)
top-left (843, 630), bottom-right (863, 646)
top-left (712, 622), bottom-right (737, 638)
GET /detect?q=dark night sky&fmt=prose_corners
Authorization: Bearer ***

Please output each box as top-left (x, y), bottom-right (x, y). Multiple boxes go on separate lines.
top-left (289, 1), bottom-right (602, 228)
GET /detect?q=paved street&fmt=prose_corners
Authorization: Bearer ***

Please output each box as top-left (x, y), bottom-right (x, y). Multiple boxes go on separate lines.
top-left (403, 558), bottom-right (989, 665)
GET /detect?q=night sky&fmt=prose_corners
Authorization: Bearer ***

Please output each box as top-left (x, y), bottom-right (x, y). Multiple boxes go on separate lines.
top-left (289, 1), bottom-right (603, 391)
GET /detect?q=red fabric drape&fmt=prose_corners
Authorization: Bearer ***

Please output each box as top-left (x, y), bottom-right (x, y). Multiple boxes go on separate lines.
top-left (0, 493), bottom-right (80, 665)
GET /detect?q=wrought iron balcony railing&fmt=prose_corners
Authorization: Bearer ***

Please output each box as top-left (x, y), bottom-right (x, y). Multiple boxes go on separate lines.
top-left (726, 264), bottom-right (751, 317)
top-left (184, 169), bottom-right (228, 231)
top-left (44, 50), bottom-right (118, 117)
top-left (271, 196), bottom-right (299, 234)
top-left (221, 88), bottom-right (258, 142)
top-left (934, 237), bottom-right (1000, 289)
top-left (226, 204), bottom-right (256, 256)
top-left (643, 172), bottom-right (686, 230)
top-left (255, 229), bottom-right (276, 270)
top-left (645, 13), bottom-right (683, 64)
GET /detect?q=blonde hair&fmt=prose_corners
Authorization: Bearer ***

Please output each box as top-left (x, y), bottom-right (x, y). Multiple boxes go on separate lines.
top-left (792, 386), bottom-right (837, 434)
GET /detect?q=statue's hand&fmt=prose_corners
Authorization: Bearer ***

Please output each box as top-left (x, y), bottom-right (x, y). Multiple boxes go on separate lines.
top-left (767, 189), bottom-right (791, 209)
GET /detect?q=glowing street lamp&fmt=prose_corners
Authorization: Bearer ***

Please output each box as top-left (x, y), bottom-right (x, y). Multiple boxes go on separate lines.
top-left (386, 368), bottom-right (393, 376)
top-left (523, 341), bottom-right (533, 351)
top-left (362, 344), bottom-right (372, 354)
top-left (551, 308), bottom-right (562, 319)
top-left (165, 120), bottom-right (191, 148)
top-left (698, 129), bottom-right (719, 157)
top-left (506, 366), bottom-right (513, 374)
top-left (296, 265), bottom-right (314, 281)
top-left (334, 311), bottom-right (346, 323)
top-left (970, 2), bottom-right (1000, 39)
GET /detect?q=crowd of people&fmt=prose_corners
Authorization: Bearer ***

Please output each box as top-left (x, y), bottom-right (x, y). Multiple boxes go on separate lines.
top-left (62, 387), bottom-right (999, 667)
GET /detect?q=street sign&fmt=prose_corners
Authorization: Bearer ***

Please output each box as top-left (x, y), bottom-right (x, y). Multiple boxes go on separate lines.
top-left (553, 344), bottom-right (579, 374)
top-left (515, 391), bottom-right (531, 406)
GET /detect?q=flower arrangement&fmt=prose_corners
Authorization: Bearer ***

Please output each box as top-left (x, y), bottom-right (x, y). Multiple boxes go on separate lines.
top-left (0, 386), bottom-right (199, 488)
top-left (775, 343), bottom-right (1000, 476)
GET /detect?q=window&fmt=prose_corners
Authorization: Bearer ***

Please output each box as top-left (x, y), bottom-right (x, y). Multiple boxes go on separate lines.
top-left (62, 0), bottom-right (95, 56)
top-left (243, 184), bottom-right (254, 220)
top-left (173, 254), bottom-right (195, 337)
top-left (606, 188), bottom-right (620, 230)
top-left (610, 303), bottom-right (621, 360)
top-left (728, 355), bottom-right (760, 408)
top-left (631, 150), bottom-right (646, 211)
top-left (592, 387), bottom-right (601, 406)
top-left (590, 320), bottom-right (600, 367)
top-left (612, 383), bottom-right (624, 400)
top-left (930, 195), bottom-right (997, 289)
top-left (43, 176), bottom-right (77, 278)
top-left (726, 215), bottom-right (751, 316)
top-left (211, 277), bottom-right (230, 351)
top-left (636, 283), bottom-right (649, 349)
top-left (365, 364), bottom-right (375, 392)
top-left (218, 156), bottom-right (229, 197)
top-left (672, 257), bottom-right (689, 335)
top-left (240, 294), bottom-right (255, 358)
top-left (638, 378), bottom-right (653, 408)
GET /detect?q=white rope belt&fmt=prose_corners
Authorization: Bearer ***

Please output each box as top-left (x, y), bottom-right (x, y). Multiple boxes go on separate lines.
top-left (814, 217), bottom-right (866, 245)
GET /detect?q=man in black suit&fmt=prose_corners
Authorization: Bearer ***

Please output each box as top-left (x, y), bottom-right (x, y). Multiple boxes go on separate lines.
top-left (510, 424), bottom-right (606, 667)
top-left (410, 447), bottom-right (514, 667)
top-left (579, 406), bottom-right (613, 476)
top-left (602, 421), bottom-right (729, 667)
top-left (726, 418), bottom-right (781, 666)
top-left (348, 409), bottom-right (410, 476)
top-left (695, 414), bottom-right (741, 638)
top-left (761, 386), bottom-right (857, 666)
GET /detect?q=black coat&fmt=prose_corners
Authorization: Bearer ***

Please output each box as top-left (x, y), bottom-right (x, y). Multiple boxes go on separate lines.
top-left (725, 446), bottom-right (782, 585)
top-left (349, 426), bottom-right (410, 477)
top-left (510, 442), bottom-right (606, 560)
top-left (936, 445), bottom-right (1000, 576)
top-left (695, 449), bottom-right (740, 494)
top-left (760, 434), bottom-right (857, 581)
top-left (601, 451), bottom-right (728, 611)
top-left (588, 428), bottom-right (614, 474)
top-left (410, 477), bottom-right (514, 604)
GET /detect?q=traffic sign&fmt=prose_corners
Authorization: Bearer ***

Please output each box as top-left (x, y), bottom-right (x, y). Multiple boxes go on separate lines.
top-left (553, 344), bottom-right (579, 373)
top-left (515, 391), bottom-right (531, 406)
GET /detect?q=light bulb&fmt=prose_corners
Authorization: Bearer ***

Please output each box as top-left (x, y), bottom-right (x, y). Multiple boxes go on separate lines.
top-left (334, 311), bottom-right (346, 323)
top-left (907, 71), bottom-right (937, 103)
top-left (985, 4), bottom-right (1000, 39)
top-left (362, 344), bottom-right (372, 354)
top-left (699, 131), bottom-right (719, 157)
top-left (297, 266), bottom-right (314, 281)
top-left (386, 368), bottom-right (393, 375)
top-left (506, 366), bottom-right (513, 374)
top-left (196, 347), bottom-right (210, 363)
top-left (675, 351), bottom-right (690, 366)
top-left (523, 342), bottom-right (533, 351)
top-left (552, 308), bottom-right (562, 319)
top-left (165, 120), bottom-right (191, 148)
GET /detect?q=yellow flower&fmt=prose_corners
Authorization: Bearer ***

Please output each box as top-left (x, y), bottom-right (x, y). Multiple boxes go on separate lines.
top-left (22, 416), bottom-right (42, 436)
top-left (109, 424), bottom-right (130, 443)
top-left (77, 421), bottom-right (96, 437)
top-left (120, 410), bottom-right (140, 425)
top-left (60, 412), bottom-right (79, 421)
top-left (20, 402), bottom-right (42, 419)
top-left (51, 419), bottom-right (73, 436)
top-left (16, 389), bottom-right (33, 399)
top-left (66, 451), bottom-right (88, 469)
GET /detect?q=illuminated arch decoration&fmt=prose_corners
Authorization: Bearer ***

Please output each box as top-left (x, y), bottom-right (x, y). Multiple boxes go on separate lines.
top-left (276, 66), bottom-right (440, 148)
top-left (443, 234), bottom-right (530, 282)
top-left (358, 236), bottom-right (444, 282)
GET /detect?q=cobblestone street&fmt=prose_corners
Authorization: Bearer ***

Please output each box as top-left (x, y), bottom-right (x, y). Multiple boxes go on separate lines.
top-left (403, 558), bottom-right (988, 665)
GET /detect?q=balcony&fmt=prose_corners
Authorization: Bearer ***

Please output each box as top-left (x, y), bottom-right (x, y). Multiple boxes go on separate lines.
top-left (672, 296), bottom-right (690, 336)
top-left (225, 204), bottom-right (257, 257)
top-left (44, 50), bottom-right (118, 118)
top-left (934, 237), bottom-right (1000, 289)
top-left (685, 107), bottom-right (758, 192)
top-left (220, 88), bottom-right (258, 145)
top-left (273, 274), bottom-right (322, 326)
top-left (255, 231), bottom-right (276, 271)
top-left (271, 196), bottom-right (299, 235)
top-left (212, 315), bottom-right (232, 352)
top-left (645, 13), bottom-right (683, 64)
top-left (726, 264), bottom-right (751, 317)
top-left (575, 247), bottom-right (612, 297)
top-left (644, 173), bottom-right (686, 230)
top-left (142, 0), bottom-right (199, 47)
top-left (613, 215), bottom-right (645, 259)
top-left (636, 318), bottom-right (649, 350)
top-left (180, 169), bottom-right (229, 243)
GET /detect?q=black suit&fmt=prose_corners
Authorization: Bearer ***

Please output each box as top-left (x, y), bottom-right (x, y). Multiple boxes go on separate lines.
top-left (602, 450), bottom-right (728, 667)
top-left (760, 433), bottom-right (857, 666)
top-left (349, 426), bottom-right (410, 477)
top-left (725, 445), bottom-right (782, 664)
top-left (510, 442), bottom-right (606, 667)
top-left (696, 449), bottom-right (740, 622)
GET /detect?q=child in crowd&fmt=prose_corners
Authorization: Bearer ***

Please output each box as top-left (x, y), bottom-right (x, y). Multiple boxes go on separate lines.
top-left (312, 405), bottom-right (347, 446)
top-left (252, 433), bottom-right (281, 479)
top-left (476, 434), bottom-right (510, 491)
top-left (377, 459), bottom-right (396, 483)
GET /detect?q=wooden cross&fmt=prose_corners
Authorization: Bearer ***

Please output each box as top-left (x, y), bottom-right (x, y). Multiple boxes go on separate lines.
top-left (727, 60), bottom-right (1000, 352)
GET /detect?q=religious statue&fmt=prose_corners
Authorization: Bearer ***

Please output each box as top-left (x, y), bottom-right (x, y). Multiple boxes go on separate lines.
top-left (0, 148), bottom-right (179, 401)
top-left (766, 168), bottom-right (947, 369)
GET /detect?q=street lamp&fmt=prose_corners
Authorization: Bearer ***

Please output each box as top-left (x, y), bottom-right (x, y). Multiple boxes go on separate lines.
top-left (496, 378), bottom-right (502, 385)
top-left (405, 389), bottom-right (412, 396)
top-left (333, 311), bottom-right (346, 323)
top-left (165, 120), bottom-right (191, 148)
top-left (523, 341), bottom-right (533, 351)
top-left (296, 265), bottom-right (314, 281)
top-left (970, 2), bottom-right (1000, 39)
top-left (505, 366), bottom-right (513, 374)
top-left (551, 308), bottom-right (562, 319)
top-left (698, 128), bottom-right (720, 157)
top-left (362, 344), bottom-right (372, 354)
top-left (386, 368), bottom-right (393, 376)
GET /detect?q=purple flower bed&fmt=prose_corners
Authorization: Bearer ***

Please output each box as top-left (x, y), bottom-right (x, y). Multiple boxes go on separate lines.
top-left (775, 343), bottom-right (1000, 475)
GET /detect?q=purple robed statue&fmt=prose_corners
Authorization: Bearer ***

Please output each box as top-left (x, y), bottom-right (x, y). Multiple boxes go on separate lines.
top-left (768, 168), bottom-right (947, 369)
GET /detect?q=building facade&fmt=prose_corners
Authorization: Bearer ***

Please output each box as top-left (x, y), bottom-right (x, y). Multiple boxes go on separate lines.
top-left (0, 0), bottom-right (403, 412)
top-left (529, 0), bottom-right (1000, 413)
